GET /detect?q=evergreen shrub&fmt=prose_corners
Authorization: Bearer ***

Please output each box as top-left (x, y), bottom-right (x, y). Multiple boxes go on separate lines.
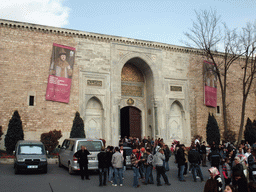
top-left (70, 112), bottom-right (86, 138)
top-left (4, 110), bottom-right (24, 154)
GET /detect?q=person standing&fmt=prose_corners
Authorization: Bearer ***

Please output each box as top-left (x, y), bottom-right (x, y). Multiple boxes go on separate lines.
top-left (222, 157), bottom-right (232, 186)
top-left (97, 146), bottom-right (108, 186)
top-left (119, 144), bottom-right (126, 179)
top-left (188, 145), bottom-right (204, 182)
top-left (111, 147), bottom-right (124, 186)
top-left (177, 144), bottom-right (186, 182)
top-left (163, 144), bottom-right (171, 171)
top-left (143, 148), bottom-right (154, 185)
top-left (248, 149), bottom-right (256, 181)
top-left (209, 148), bottom-right (222, 171)
top-left (74, 145), bottom-right (91, 180)
top-left (131, 149), bottom-right (140, 188)
top-left (204, 167), bottom-right (223, 192)
top-left (153, 149), bottom-right (171, 186)
top-left (106, 146), bottom-right (114, 183)
top-left (201, 141), bottom-right (207, 167)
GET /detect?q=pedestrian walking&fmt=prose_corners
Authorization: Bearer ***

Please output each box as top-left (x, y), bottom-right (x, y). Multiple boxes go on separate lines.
top-left (98, 146), bottom-right (108, 186)
top-left (153, 149), bottom-right (171, 186)
top-left (74, 145), bottom-right (91, 180)
top-left (111, 147), bottom-right (124, 186)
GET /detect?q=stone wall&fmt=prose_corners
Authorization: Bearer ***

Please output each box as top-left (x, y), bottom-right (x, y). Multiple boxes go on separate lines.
top-left (1, 19), bottom-right (256, 150)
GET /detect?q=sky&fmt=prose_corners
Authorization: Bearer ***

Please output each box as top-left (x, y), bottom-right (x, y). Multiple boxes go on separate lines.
top-left (1, 0), bottom-right (256, 47)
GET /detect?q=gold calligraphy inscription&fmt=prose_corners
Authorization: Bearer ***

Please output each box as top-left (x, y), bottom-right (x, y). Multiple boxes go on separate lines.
top-left (87, 80), bottom-right (102, 87)
top-left (122, 85), bottom-right (143, 97)
top-left (170, 86), bottom-right (182, 92)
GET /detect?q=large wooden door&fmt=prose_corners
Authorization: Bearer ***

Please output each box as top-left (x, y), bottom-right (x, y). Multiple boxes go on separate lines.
top-left (120, 107), bottom-right (141, 140)
top-left (129, 107), bottom-right (141, 140)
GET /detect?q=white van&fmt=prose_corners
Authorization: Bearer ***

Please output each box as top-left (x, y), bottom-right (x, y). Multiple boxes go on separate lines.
top-left (58, 138), bottom-right (103, 174)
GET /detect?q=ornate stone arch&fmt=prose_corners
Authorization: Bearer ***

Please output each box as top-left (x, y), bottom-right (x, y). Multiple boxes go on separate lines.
top-left (168, 100), bottom-right (184, 141)
top-left (84, 96), bottom-right (104, 139)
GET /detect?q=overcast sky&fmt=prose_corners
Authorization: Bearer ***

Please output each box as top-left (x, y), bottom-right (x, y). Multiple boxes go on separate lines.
top-left (1, 0), bottom-right (256, 46)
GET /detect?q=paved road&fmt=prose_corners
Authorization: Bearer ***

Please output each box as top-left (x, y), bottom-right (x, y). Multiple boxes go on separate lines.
top-left (1, 156), bottom-right (213, 192)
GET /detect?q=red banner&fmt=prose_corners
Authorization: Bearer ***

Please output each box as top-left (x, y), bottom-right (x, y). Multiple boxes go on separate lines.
top-left (45, 44), bottom-right (75, 103)
top-left (203, 61), bottom-right (217, 107)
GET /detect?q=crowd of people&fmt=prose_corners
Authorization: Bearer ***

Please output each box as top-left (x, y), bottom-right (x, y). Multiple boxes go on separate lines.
top-left (74, 136), bottom-right (256, 191)
top-left (172, 138), bottom-right (256, 192)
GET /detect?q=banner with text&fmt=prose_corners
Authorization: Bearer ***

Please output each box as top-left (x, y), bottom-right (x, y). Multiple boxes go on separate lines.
top-left (46, 43), bottom-right (76, 103)
top-left (203, 61), bottom-right (217, 107)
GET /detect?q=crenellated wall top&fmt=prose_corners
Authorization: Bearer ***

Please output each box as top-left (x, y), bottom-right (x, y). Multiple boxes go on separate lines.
top-left (0, 19), bottom-right (203, 55)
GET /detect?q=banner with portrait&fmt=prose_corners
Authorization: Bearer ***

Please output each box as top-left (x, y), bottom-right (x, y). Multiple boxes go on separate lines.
top-left (45, 43), bottom-right (76, 103)
top-left (203, 60), bottom-right (217, 107)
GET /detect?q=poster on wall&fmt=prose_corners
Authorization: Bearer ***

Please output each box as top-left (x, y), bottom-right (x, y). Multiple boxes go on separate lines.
top-left (203, 60), bottom-right (217, 107)
top-left (45, 43), bottom-right (76, 103)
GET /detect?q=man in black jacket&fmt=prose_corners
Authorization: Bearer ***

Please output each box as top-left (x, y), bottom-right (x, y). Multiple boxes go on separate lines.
top-left (106, 146), bottom-right (114, 183)
top-left (188, 145), bottom-right (204, 182)
top-left (74, 145), bottom-right (91, 180)
top-left (98, 146), bottom-right (108, 186)
top-left (208, 148), bottom-right (221, 171)
top-left (176, 144), bottom-right (186, 181)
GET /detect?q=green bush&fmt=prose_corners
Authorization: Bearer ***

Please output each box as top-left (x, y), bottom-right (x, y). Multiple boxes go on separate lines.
top-left (5, 111), bottom-right (24, 154)
top-left (41, 130), bottom-right (62, 154)
top-left (70, 112), bottom-right (86, 138)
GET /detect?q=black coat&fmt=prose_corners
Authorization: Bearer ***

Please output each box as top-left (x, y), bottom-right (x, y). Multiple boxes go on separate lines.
top-left (176, 148), bottom-right (186, 166)
top-left (97, 151), bottom-right (108, 168)
top-left (188, 149), bottom-right (201, 164)
top-left (105, 151), bottom-right (113, 167)
top-left (74, 149), bottom-right (90, 165)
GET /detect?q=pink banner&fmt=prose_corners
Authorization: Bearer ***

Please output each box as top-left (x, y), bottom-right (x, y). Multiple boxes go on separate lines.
top-left (45, 44), bottom-right (75, 103)
top-left (204, 86), bottom-right (217, 107)
top-left (203, 61), bottom-right (217, 107)
top-left (46, 75), bottom-right (72, 103)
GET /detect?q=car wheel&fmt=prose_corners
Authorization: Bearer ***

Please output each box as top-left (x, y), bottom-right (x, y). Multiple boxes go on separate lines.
top-left (68, 163), bottom-right (73, 175)
top-left (58, 157), bottom-right (63, 168)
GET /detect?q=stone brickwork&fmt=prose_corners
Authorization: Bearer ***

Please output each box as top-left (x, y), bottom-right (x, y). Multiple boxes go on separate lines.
top-left (1, 19), bottom-right (256, 149)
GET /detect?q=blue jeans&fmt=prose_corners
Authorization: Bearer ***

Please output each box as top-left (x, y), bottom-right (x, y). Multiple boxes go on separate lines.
top-left (132, 166), bottom-right (139, 187)
top-left (144, 165), bottom-right (154, 184)
top-left (179, 165), bottom-right (185, 181)
top-left (163, 160), bottom-right (169, 171)
top-left (114, 168), bottom-right (123, 185)
top-left (191, 163), bottom-right (204, 181)
top-left (99, 168), bottom-right (108, 185)
top-left (108, 166), bottom-right (114, 182)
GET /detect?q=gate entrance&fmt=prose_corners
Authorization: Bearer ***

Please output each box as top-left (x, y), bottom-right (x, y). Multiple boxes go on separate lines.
top-left (120, 106), bottom-right (141, 140)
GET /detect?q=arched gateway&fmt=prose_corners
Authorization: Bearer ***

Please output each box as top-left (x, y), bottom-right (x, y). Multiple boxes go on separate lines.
top-left (120, 58), bottom-right (154, 140)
